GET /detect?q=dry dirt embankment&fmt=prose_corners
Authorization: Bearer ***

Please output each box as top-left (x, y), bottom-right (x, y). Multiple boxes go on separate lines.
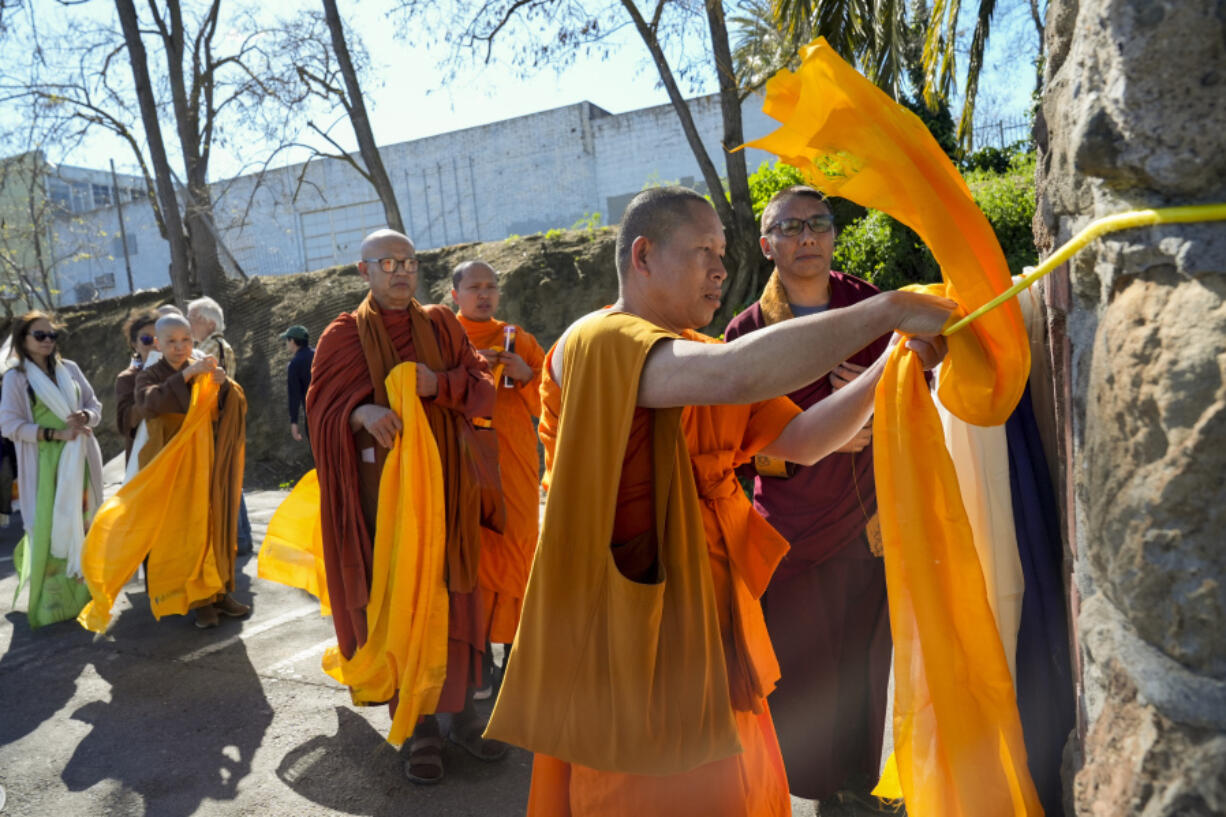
top-left (50, 227), bottom-right (618, 487)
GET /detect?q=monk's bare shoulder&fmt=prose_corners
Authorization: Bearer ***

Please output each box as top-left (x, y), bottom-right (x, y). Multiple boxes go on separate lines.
top-left (550, 308), bottom-right (616, 383)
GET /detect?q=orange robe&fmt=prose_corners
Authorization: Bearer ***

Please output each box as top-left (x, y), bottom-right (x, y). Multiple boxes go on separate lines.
top-left (307, 294), bottom-right (496, 713)
top-left (489, 311), bottom-right (800, 817)
top-left (456, 314), bottom-right (545, 644)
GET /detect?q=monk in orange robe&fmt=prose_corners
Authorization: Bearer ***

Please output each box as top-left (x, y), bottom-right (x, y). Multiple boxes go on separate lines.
top-left (485, 187), bottom-right (954, 816)
top-left (451, 260), bottom-right (545, 648)
top-left (307, 229), bottom-right (501, 785)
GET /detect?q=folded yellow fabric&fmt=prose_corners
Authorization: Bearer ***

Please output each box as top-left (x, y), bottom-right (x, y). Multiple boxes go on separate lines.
top-left (321, 362), bottom-right (449, 747)
top-left (257, 469), bottom-right (331, 616)
top-left (78, 377), bottom-right (224, 632)
top-left (748, 38), bottom-right (1040, 816)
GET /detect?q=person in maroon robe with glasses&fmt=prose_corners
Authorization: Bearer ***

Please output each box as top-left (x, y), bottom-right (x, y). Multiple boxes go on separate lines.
top-left (724, 186), bottom-right (894, 813)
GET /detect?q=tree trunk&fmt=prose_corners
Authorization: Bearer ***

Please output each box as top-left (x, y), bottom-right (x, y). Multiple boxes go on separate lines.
top-left (114, 0), bottom-right (191, 306)
top-left (704, 0), bottom-right (763, 326)
top-left (184, 164), bottom-right (224, 296)
top-left (619, 0), bottom-right (764, 332)
top-left (322, 0), bottom-right (405, 234)
top-left (161, 0), bottom-right (225, 297)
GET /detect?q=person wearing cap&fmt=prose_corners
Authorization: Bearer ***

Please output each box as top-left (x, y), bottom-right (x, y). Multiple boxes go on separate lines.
top-left (281, 325), bottom-right (314, 442)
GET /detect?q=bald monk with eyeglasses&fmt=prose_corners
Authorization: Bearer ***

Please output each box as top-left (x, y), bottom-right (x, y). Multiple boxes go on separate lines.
top-left (723, 185), bottom-right (898, 808)
top-left (307, 229), bottom-right (502, 784)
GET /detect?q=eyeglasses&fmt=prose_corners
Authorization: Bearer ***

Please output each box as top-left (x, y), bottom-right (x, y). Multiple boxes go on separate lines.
top-left (767, 214), bottom-right (836, 237)
top-left (138, 334), bottom-right (155, 346)
top-left (31, 330), bottom-right (58, 342)
top-left (363, 257), bottom-right (419, 274)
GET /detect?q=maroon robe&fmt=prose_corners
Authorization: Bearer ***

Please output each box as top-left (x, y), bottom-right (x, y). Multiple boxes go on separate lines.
top-left (723, 270), bottom-right (892, 800)
top-left (308, 296), bottom-right (496, 713)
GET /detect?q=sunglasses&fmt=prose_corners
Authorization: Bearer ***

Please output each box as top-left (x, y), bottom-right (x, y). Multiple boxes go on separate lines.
top-left (31, 330), bottom-right (59, 342)
top-left (138, 334), bottom-right (155, 346)
top-left (767, 214), bottom-right (836, 237)
top-left (363, 257), bottom-right (419, 274)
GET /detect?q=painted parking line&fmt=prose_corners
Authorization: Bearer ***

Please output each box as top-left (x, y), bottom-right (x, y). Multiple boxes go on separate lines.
top-left (262, 637), bottom-right (336, 675)
top-left (178, 604), bottom-right (317, 663)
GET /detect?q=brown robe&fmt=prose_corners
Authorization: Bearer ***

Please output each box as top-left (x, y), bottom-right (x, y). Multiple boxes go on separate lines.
top-left (114, 362), bottom-right (149, 462)
top-left (307, 293), bottom-right (496, 713)
top-left (133, 356), bottom-right (246, 604)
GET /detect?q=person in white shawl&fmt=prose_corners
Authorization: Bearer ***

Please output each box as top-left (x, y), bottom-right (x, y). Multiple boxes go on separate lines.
top-left (0, 312), bottom-right (105, 629)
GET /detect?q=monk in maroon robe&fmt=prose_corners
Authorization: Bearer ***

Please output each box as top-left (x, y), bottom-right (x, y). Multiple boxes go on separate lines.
top-left (307, 229), bottom-right (502, 785)
top-left (724, 186), bottom-right (892, 809)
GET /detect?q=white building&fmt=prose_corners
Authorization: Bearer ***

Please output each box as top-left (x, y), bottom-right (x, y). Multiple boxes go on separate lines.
top-left (50, 94), bottom-right (778, 304)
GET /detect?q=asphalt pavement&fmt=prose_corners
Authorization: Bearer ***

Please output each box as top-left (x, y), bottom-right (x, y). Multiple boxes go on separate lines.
top-left (0, 458), bottom-right (882, 816)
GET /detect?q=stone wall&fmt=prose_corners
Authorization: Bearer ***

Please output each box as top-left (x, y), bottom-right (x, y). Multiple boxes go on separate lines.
top-left (1034, 0), bottom-right (1226, 813)
top-left (48, 227), bottom-right (617, 488)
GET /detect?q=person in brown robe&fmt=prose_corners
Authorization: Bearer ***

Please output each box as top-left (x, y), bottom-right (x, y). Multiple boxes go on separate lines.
top-left (723, 185), bottom-right (893, 810)
top-left (114, 308), bottom-right (159, 464)
top-left (134, 313), bottom-right (250, 629)
top-left (306, 229), bottom-right (500, 785)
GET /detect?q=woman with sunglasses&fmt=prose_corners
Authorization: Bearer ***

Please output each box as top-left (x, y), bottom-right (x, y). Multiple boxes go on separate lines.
top-left (0, 311), bottom-right (105, 629)
top-left (114, 308), bottom-right (160, 464)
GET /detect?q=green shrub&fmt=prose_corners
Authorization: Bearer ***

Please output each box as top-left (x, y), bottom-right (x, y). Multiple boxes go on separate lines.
top-left (570, 212), bottom-right (603, 232)
top-left (834, 211), bottom-right (940, 291)
top-left (745, 154), bottom-right (1037, 290)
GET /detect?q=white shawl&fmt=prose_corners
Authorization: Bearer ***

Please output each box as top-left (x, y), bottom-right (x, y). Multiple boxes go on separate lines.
top-left (24, 361), bottom-right (93, 577)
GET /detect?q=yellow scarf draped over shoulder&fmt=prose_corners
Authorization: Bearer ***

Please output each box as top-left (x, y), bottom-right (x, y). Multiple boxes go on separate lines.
top-left (747, 39), bottom-right (1040, 816)
top-left (486, 311), bottom-right (741, 775)
top-left (78, 375), bottom-right (246, 632)
top-left (321, 362), bottom-right (449, 747)
top-left (258, 469), bottom-right (330, 615)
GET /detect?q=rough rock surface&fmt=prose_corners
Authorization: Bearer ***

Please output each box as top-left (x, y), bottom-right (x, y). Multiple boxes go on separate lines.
top-left (1034, 0), bottom-right (1226, 813)
top-left (46, 227), bottom-right (618, 487)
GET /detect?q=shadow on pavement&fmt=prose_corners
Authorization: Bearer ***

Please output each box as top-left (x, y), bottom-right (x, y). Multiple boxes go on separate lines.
top-left (278, 706), bottom-right (531, 815)
top-left (60, 635), bottom-right (273, 817)
top-left (0, 611), bottom-right (96, 746)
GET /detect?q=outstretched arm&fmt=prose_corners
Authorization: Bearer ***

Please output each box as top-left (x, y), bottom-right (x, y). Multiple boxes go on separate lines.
top-left (635, 290), bottom-right (954, 409)
top-left (758, 335), bottom-right (946, 465)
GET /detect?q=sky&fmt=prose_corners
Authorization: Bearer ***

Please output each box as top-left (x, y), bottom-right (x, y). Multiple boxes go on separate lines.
top-left (1, 0), bottom-right (1042, 181)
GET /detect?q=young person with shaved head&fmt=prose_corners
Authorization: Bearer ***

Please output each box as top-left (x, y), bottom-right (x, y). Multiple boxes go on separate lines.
top-left (486, 186), bottom-right (954, 816)
top-left (451, 260), bottom-right (546, 662)
top-left (307, 229), bottom-right (501, 784)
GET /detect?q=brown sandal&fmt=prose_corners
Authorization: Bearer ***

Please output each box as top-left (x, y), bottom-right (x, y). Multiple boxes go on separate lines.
top-left (448, 723), bottom-right (508, 762)
top-left (404, 735), bottom-right (444, 784)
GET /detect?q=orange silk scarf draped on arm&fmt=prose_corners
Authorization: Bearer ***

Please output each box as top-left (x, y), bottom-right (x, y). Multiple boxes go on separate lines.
top-left (747, 39), bottom-right (1040, 817)
top-left (258, 469), bottom-right (330, 615)
top-left (78, 376), bottom-right (245, 632)
top-left (486, 312), bottom-right (741, 775)
top-left (322, 363), bottom-right (449, 747)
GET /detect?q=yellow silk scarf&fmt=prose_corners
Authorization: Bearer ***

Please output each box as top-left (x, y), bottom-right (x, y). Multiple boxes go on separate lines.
top-left (747, 39), bottom-right (1041, 816)
top-left (321, 362), bottom-right (449, 747)
top-left (257, 469), bottom-right (331, 616)
top-left (79, 376), bottom-right (228, 632)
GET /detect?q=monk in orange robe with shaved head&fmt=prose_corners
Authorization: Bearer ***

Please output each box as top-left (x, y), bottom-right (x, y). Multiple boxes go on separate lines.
top-left (486, 186), bottom-right (955, 815)
top-left (451, 260), bottom-right (545, 649)
top-left (307, 229), bottom-right (502, 785)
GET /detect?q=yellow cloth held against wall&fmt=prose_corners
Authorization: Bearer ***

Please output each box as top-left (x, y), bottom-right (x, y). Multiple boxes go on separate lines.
top-left (321, 362), bottom-right (449, 747)
top-left (258, 469), bottom-right (330, 616)
top-left (747, 39), bottom-right (1041, 816)
top-left (78, 376), bottom-right (239, 632)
